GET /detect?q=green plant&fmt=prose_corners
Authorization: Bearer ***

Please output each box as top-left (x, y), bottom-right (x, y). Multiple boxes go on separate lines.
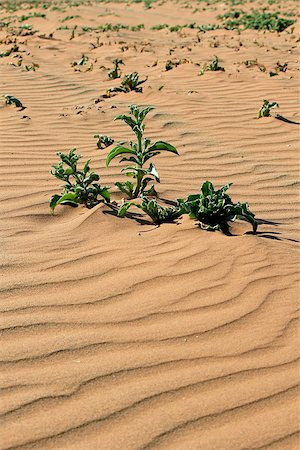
top-left (178, 181), bottom-right (257, 234)
top-left (18, 12), bottom-right (46, 22)
top-left (105, 105), bottom-right (179, 198)
top-left (199, 55), bottom-right (224, 75)
top-left (94, 134), bottom-right (114, 149)
top-left (108, 58), bottom-right (124, 79)
top-left (0, 44), bottom-right (18, 57)
top-left (71, 54), bottom-right (88, 67)
top-left (4, 94), bottom-right (23, 108)
top-left (50, 147), bottom-right (110, 213)
top-left (120, 72), bottom-right (147, 93)
top-left (219, 10), bottom-right (295, 32)
top-left (118, 196), bottom-right (183, 224)
top-left (258, 99), bottom-right (279, 118)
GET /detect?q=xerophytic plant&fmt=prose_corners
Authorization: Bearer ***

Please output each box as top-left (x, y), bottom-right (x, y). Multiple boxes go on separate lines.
top-left (4, 94), bottom-right (24, 108)
top-left (105, 105), bottom-right (179, 198)
top-left (50, 147), bottom-right (110, 213)
top-left (94, 134), bottom-right (114, 149)
top-left (108, 58), bottom-right (124, 79)
top-left (258, 99), bottom-right (279, 118)
top-left (178, 181), bottom-right (257, 234)
top-left (118, 196), bottom-right (184, 224)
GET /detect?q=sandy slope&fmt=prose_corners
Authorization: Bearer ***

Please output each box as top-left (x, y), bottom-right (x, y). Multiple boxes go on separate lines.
top-left (0, 0), bottom-right (299, 448)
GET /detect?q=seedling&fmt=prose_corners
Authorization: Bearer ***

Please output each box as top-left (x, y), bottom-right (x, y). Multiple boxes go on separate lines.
top-left (50, 148), bottom-right (110, 213)
top-left (94, 134), bottom-right (114, 149)
top-left (258, 100), bottom-right (279, 118)
top-left (0, 44), bottom-right (18, 57)
top-left (4, 94), bottom-right (24, 108)
top-left (105, 105), bottom-right (179, 198)
top-left (120, 72), bottom-right (147, 93)
top-left (199, 56), bottom-right (225, 75)
top-left (108, 58), bottom-right (124, 79)
top-left (178, 181), bottom-right (257, 234)
top-left (118, 197), bottom-right (183, 224)
top-left (71, 54), bottom-right (89, 67)
top-left (105, 72), bottom-right (148, 97)
top-left (23, 62), bottom-right (39, 71)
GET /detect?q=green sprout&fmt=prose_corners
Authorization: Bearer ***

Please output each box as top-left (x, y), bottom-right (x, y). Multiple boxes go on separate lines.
top-left (108, 58), bottom-right (124, 80)
top-left (258, 100), bottom-right (279, 118)
top-left (94, 134), bottom-right (114, 149)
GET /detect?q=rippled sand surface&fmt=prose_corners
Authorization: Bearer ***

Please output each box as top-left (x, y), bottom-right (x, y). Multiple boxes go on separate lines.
top-left (0, 0), bottom-right (299, 448)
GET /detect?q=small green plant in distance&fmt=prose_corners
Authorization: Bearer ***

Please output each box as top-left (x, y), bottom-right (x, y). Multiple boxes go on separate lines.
top-left (258, 100), bottom-right (279, 118)
top-left (178, 181), bottom-right (257, 234)
top-left (118, 197), bottom-right (184, 224)
top-left (4, 94), bottom-right (24, 108)
top-left (105, 105), bottom-right (179, 199)
top-left (199, 56), bottom-right (224, 75)
top-left (50, 148), bottom-right (110, 213)
top-left (120, 72), bottom-right (147, 93)
top-left (94, 134), bottom-right (114, 149)
top-left (108, 58), bottom-right (124, 80)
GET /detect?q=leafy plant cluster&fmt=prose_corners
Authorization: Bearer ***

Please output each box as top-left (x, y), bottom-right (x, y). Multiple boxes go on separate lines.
top-left (199, 55), bottom-right (225, 75)
top-left (50, 105), bottom-right (258, 234)
top-left (218, 10), bottom-right (295, 32)
top-left (258, 100), bottom-right (279, 118)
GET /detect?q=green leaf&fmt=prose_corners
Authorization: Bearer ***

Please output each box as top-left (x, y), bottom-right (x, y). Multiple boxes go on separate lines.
top-left (106, 145), bottom-right (136, 167)
top-left (146, 141), bottom-right (178, 154)
top-left (49, 194), bottom-right (61, 212)
top-left (99, 187), bottom-right (110, 202)
top-left (118, 202), bottom-right (135, 217)
top-left (146, 163), bottom-right (160, 182)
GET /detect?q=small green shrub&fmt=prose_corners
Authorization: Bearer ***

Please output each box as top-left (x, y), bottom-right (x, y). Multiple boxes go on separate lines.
top-left (178, 181), bottom-right (257, 234)
top-left (199, 55), bottom-right (224, 75)
top-left (108, 58), bottom-right (124, 79)
top-left (118, 197), bottom-right (183, 224)
top-left (258, 99), bottom-right (279, 118)
top-left (94, 134), bottom-right (114, 149)
top-left (50, 148), bottom-right (110, 213)
top-left (4, 94), bottom-right (23, 108)
top-left (105, 105), bottom-right (179, 198)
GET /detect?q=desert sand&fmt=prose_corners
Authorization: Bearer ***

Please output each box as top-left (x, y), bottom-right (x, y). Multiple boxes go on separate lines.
top-left (0, 0), bottom-right (299, 448)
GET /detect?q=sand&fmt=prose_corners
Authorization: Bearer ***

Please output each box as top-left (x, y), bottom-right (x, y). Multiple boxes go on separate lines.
top-left (0, 0), bottom-right (299, 448)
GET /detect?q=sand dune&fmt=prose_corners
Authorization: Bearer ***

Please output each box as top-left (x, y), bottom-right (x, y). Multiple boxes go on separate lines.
top-left (0, 0), bottom-right (299, 448)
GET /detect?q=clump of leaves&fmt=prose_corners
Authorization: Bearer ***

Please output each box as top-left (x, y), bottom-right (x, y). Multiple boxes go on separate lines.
top-left (118, 196), bottom-right (183, 224)
top-left (94, 134), bottom-right (114, 149)
top-left (105, 72), bottom-right (148, 97)
top-left (199, 55), bottom-right (224, 75)
top-left (269, 61), bottom-right (288, 77)
top-left (23, 62), bottom-right (39, 71)
top-left (165, 59), bottom-right (184, 71)
top-left (19, 12), bottom-right (46, 22)
top-left (119, 72), bottom-right (147, 93)
top-left (4, 94), bottom-right (24, 108)
top-left (150, 23), bottom-right (168, 30)
top-left (242, 58), bottom-right (266, 72)
top-left (105, 105), bottom-right (179, 198)
top-left (258, 99), bottom-right (279, 118)
top-left (219, 10), bottom-right (295, 32)
top-left (0, 44), bottom-right (18, 57)
top-left (50, 147), bottom-right (110, 213)
top-left (178, 181), bottom-right (257, 234)
top-left (108, 58), bottom-right (124, 79)
top-left (71, 54), bottom-right (89, 67)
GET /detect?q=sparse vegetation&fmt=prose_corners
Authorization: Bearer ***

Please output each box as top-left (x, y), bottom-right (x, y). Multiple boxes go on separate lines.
top-left (50, 148), bottom-right (110, 213)
top-left (4, 94), bottom-right (24, 108)
top-left (118, 196), bottom-right (184, 224)
top-left (178, 181), bottom-right (257, 234)
top-left (108, 58), bottom-right (124, 79)
top-left (105, 105), bottom-right (179, 198)
top-left (94, 134), bottom-right (114, 149)
top-left (258, 100), bottom-right (279, 118)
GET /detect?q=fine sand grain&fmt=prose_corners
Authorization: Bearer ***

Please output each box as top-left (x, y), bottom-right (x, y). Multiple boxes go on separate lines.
top-left (0, 0), bottom-right (299, 448)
